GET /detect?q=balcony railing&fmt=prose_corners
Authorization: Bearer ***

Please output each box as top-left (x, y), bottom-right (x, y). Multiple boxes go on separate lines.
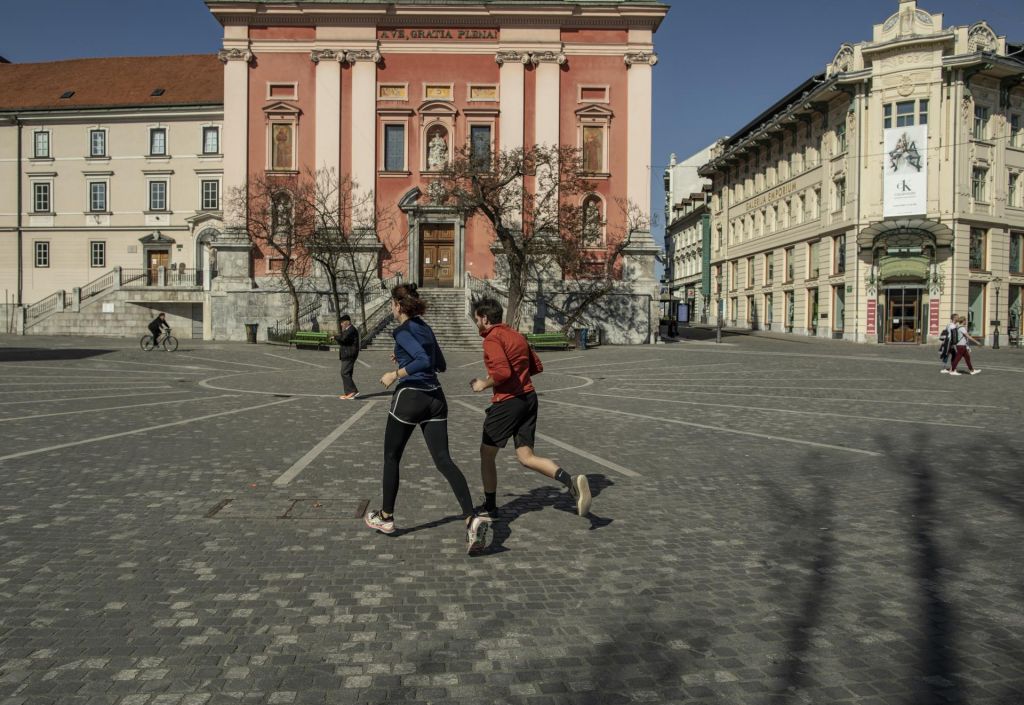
top-left (121, 268), bottom-right (204, 288)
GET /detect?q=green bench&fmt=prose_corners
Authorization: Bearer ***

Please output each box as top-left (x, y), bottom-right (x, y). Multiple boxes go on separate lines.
top-left (288, 331), bottom-right (333, 350)
top-left (525, 332), bottom-right (573, 350)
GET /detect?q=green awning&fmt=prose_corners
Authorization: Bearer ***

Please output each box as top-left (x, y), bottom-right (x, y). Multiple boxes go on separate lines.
top-left (879, 254), bottom-right (929, 281)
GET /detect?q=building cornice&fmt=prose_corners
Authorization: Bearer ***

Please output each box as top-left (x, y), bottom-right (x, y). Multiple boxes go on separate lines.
top-left (0, 105), bottom-right (224, 122)
top-left (860, 32), bottom-right (955, 56)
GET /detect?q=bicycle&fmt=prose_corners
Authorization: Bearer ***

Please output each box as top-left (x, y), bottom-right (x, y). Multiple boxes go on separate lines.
top-left (140, 329), bottom-right (179, 352)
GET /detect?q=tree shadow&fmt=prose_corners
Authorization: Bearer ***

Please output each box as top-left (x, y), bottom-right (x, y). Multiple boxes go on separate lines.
top-left (0, 347), bottom-right (116, 361)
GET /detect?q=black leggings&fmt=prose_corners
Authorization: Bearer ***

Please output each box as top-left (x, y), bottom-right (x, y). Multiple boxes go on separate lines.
top-left (382, 388), bottom-right (475, 517)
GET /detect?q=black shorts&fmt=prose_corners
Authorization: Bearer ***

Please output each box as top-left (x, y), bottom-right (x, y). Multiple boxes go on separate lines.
top-left (389, 385), bottom-right (448, 425)
top-left (482, 392), bottom-right (538, 449)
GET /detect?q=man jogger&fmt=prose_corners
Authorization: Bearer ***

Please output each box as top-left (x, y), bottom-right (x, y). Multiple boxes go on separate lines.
top-left (469, 297), bottom-right (591, 517)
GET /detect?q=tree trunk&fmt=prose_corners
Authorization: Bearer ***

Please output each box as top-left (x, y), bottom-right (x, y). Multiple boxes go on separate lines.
top-left (284, 275), bottom-right (300, 330)
top-left (358, 291), bottom-right (369, 338)
top-left (326, 270), bottom-right (342, 330)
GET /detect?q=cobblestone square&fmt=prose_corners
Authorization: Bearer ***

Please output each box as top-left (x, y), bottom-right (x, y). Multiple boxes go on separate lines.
top-left (1, 334), bottom-right (1023, 705)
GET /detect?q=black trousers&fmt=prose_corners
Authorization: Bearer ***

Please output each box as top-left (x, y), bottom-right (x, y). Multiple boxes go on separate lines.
top-left (340, 357), bottom-right (358, 394)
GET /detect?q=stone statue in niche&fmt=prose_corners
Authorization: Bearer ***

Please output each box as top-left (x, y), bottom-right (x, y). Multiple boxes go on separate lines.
top-left (427, 129), bottom-right (448, 170)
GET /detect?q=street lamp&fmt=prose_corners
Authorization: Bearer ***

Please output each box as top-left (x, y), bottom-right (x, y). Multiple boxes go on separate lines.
top-left (715, 271), bottom-right (724, 344)
top-left (992, 277), bottom-right (1002, 350)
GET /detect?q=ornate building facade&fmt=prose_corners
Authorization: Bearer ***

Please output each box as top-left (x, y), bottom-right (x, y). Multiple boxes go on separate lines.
top-left (700, 0), bottom-right (1024, 345)
top-left (205, 0), bottom-right (668, 342)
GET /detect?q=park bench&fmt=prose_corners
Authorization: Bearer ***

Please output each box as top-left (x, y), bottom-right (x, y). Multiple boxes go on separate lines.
top-left (288, 331), bottom-right (333, 350)
top-left (525, 332), bottom-right (573, 350)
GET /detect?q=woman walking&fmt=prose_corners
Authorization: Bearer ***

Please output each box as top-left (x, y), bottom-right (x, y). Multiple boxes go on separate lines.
top-left (364, 283), bottom-right (492, 553)
top-left (949, 315), bottom-right (982, 376)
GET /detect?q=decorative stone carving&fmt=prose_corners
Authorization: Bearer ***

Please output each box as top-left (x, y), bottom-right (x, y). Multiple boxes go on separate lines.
top-left (345, 49), bottom-right (383, 64)
top-left (217, 48), bottom-right (253, 64)
top-left (624, 52), bottom-right (658, 67)
top-left (310, 49), bottom-right (345, 64)
top-left (832, 44), bottom-right (854, 74)
top-left (529, 51), bottom-right (566, 66)
top-left (427, 132), bottom-right (448, 171)
top-left (968, 23), bottom-right (997, 53)
top-left (495, 50), bottom-right (530, 66)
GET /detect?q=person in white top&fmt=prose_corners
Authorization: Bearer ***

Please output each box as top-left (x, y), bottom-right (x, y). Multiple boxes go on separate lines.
top-left (939, 313), bottom-right (958, 373)
top-left (949, 315), bottom-right (981, 376)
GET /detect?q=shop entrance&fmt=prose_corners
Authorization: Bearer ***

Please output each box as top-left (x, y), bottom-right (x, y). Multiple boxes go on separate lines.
top-left (419, 223), bottom-right (455, 288)
top-left (885, 287), bottom-right (922, 343)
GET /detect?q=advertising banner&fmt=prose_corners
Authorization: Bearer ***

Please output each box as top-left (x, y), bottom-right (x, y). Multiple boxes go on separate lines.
top-left (866, 299), bottom-right (876, 336)
top-left (930, 298), bottom-right (940, 335)
top-left (884, 125), bottom-right (927, 217)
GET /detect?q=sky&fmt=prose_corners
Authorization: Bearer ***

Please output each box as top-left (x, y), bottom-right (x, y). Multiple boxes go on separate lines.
top-left (3, 0), bottom-right (1023, 249)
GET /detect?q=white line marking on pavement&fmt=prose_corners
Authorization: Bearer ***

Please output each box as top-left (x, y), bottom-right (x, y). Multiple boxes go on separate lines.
top-left (0, 390), bottom-right (194, 407)
top-left (0, 385), bottom-right (172, 394)
top-left (604, 387), bottom-right (997, 408)
top-left (570, 361), bottom-right (744, 373)
top-left (536, 354), bottom-right (588, 365)
top-left (0, 394), bottom-right (241, 423)
top-left (0, 374), bottom-right (163, 381)
top-left (178, 354), bottom-right (281, 370)
top-left (79, 359), bottom-right (220, 372)
top-left (619, 383), bottom-right (954, 394)
top-left (0, 380), bottom-right (157, 386)
top-left (541, 398), bottom-right (882, 457)
top-left (0, 397), bottom-right (298, 462)
top-left (273, 402), bottom-right (378, 487)
top-left (357, 359), bottom-right (371, 368)
top-left (263, 352), bottom-right (327, 369)
top-left (449, 398), bottom-right (640, 477)
top-left (581, 392), bottom-right (984, 430)
top-left (600, 376), bottom-right (886, 383)
top-left (457, 359), bottom-right (485, 368)
top-left (447, 374), bottom-right (595, 398)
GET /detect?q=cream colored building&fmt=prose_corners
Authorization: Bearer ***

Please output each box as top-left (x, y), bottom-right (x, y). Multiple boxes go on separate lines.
top-left (0, 55), bottom-right (224, 335)
top-left (700, 0), bottom-right (1024, 345)
top-left (665, 190), bottom-right (710, 323)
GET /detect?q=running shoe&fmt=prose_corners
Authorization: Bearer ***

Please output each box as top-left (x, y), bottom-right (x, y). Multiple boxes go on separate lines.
top-left (339, 392), bottom-right (360, 400)
top-left (466, 515), bottom-right (492, 554)
top-left (570, 475), bottom-right (592, 516)
top-left (971, 370), bottom-right (982, 375)
top-left (949, 371), bottom-right (961, 376)
top-left (364, 510), bottom-right (395, 534)
top-left (940, 369), bottom-right (950, 374)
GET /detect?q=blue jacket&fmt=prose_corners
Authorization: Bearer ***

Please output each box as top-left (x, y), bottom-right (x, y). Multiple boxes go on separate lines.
top-left (393, 317), bottom-right (447, 388)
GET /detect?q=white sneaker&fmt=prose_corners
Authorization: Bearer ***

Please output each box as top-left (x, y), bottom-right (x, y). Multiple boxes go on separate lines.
top-left (466, 515), bottom-right (492, 554)
top-left (949, 371), bottom-right (961, 376)
top-left (940, 369), bottom-right (950, 374)
top-left (970, 369), bottom-right (981, 375)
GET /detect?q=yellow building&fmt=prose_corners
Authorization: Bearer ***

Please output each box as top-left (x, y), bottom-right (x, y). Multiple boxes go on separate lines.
top-left (700, 0), bottom-right (1024, 345)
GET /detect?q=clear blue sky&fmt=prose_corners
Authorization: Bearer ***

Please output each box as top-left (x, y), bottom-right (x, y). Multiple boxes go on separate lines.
top-left (3, 0), bottom-right (1023, 248)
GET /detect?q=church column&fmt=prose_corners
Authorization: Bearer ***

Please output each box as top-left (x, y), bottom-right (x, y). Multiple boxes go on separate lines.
top-left (625, 51), bottom-right (657, 222)
top-left (347, 49), bottom-right (382, 197)
top-left (495, 51), bottom-right (528, 152)
top-left (531, 51), bottom-right (565, 149)
top-left (217, 42), bottom-right (252, 227)
top-left (311, 49), bottom-right (343, 176)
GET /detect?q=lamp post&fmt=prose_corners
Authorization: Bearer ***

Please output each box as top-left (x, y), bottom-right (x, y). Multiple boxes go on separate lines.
top-left (715, 272), bottom-right (724, 344)
top-left (992, 277), bottom-right (1002, 350)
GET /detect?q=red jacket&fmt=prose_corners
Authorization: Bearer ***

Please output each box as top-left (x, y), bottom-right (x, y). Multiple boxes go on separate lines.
top-left (480, 324), bottom-right (543, 403)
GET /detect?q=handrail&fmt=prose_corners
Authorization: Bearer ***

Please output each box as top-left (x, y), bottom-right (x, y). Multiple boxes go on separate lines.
top-left (464, 272), bottom-right (508, 320)
top-left (80, 268), bottom-right (117, 300)
top-left (25, 291), bottom-right (62, 321)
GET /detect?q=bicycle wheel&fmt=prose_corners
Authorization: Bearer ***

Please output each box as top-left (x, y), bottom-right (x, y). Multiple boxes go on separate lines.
top-left (162, 335), bottom-right (179, 352)
top-left (141, 335), bottom-right (155, 351)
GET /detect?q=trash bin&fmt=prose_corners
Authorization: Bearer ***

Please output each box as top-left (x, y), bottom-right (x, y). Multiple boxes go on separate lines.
top-left (575, 328), bottom-right (588, 350)
top-left (244, 323), bottom-right (258, 344)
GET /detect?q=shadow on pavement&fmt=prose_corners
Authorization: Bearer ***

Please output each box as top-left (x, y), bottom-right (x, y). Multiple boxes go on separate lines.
top-left (0, 347), bottom-right (116, 362)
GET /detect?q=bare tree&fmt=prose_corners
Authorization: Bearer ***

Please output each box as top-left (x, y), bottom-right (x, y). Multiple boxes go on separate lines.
top-left (304, 168), bottom-right (400, 334)
top-left (548, 198), bottom-right (650, 335)
top-left (227, 172), bottom-right (316, 329)
top-left (432, 145), bottom-right (593, 329)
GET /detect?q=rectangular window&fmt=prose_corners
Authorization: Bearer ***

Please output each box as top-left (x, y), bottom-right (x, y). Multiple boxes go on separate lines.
top-left (836, 120), bottom-right (847, 152)
top-left (89, 129), bottom-right (106, 157)
top-left (968, 282), bottom-right (985, 337)
top-left (149, 128), bottom-right (166, 156)
top-left (203, 126), bottom-right (220, 154)
top-left (746, 256), bottom-right (755, 287)
top-left (470, 125), bottom-right (491, 169)
top-left (582, 125), bottom-right (605, 173)
top-left (383, 124), bottom-right (405, 172)
top-left (1012, 115), bottom-right (1022, 148)
top-left (90, 241), bottom-right (105, 268)
top-left (896, 101), bottom-right (915, 127)
top-left (835, 178), bottom-right (846, 210)
top-left (33, 131), bottom-right (50, 158)
top-left (883, 103), bottom-right (893, 129)
top-left (149, 181), bottom-right (167, 211)
top-left (808, 241), bottom-right (820, 279)
top-left (833, 285), bottom-right (846, 332)
top-left (765, 252), bottom-right (774, 283)
top-left (919, 99), bottom-right (929, 126)
top-left (973, 106), bottom-right (990, 140)
top-left (834, 234), bottom-right (846, 274)
top-left (33, 182), bottom-right (51, 213)
top-left (969, 228), bottom-right (987, 271)
top-left (35, 241), bottom-right (50, 268)
top-left (1010, 173), bottom-right (1019, 208)
top-left (730, 261), bottom-right (738, 291)
top-left (793, 195), bottom-right (803, 224)
top-left (270, 123), bottom-right (294, 171)
top-left (972, 167), bottom-right (988, 202)
top-left (89, 182), bottom-right (107, 212)
top-left (201, 180), bottom-right (220, 210)
top-left (785, 246), bottom-right (794, 282)
top-left (813, 188), bottom-right (821, 218)
top-left (1010, 232), bottom-right (1023, 274)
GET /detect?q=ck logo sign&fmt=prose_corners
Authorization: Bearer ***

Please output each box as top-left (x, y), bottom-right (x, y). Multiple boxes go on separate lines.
top-left (897, 180), bottom-right (912, 192)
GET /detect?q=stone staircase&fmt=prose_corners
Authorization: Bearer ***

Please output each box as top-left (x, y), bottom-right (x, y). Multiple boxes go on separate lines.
top-left (363, 288), bottom-right (482, 352)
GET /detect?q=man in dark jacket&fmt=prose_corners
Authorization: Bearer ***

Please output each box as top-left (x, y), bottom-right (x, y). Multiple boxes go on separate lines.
top-left (336, 314), bottom-right (360, 399)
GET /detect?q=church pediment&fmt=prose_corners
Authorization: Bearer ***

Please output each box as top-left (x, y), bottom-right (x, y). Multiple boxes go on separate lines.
top-left (263, 101), bottom-right (302, 118)
top-left (139, 231), bottom-right (176, 245)
top-left (575, 103), bottom-right (614, 119)
top-left (418, 100), bottom-right (458, 117)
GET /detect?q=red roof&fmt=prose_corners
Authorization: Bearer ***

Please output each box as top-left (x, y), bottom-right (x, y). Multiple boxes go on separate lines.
top-left (0, 55), bottom-right (223, 112)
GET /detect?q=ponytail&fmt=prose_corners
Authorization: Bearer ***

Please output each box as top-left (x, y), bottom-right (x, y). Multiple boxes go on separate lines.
top-left (392, 282), bottom-right (427, 318)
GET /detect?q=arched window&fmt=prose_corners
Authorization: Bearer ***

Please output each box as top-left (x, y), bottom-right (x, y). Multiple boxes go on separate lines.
top-left (582, 194), bottom-right (605, 247)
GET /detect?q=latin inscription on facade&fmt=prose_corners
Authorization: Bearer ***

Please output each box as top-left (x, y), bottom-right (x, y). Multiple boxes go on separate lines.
top-left (378, 28), bottom-right (498, 41)
top-left (743, 181), bottom-right (798, 214)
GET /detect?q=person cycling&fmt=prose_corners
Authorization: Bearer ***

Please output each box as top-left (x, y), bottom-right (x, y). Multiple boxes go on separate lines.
top-left (147, 313), bottom-right (170, 349)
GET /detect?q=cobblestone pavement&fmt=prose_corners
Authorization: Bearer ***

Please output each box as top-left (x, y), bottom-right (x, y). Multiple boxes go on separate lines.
top-left (1, 333), bottom-right (1023, 705)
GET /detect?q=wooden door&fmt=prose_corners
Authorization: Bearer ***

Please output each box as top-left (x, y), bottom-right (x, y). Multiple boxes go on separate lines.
top-left (419, 224), bottom-right (455, 288)
top-left (148, 250), bottom-right (169, 285)
top-left (886, 290), bottom-right (920, 343)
